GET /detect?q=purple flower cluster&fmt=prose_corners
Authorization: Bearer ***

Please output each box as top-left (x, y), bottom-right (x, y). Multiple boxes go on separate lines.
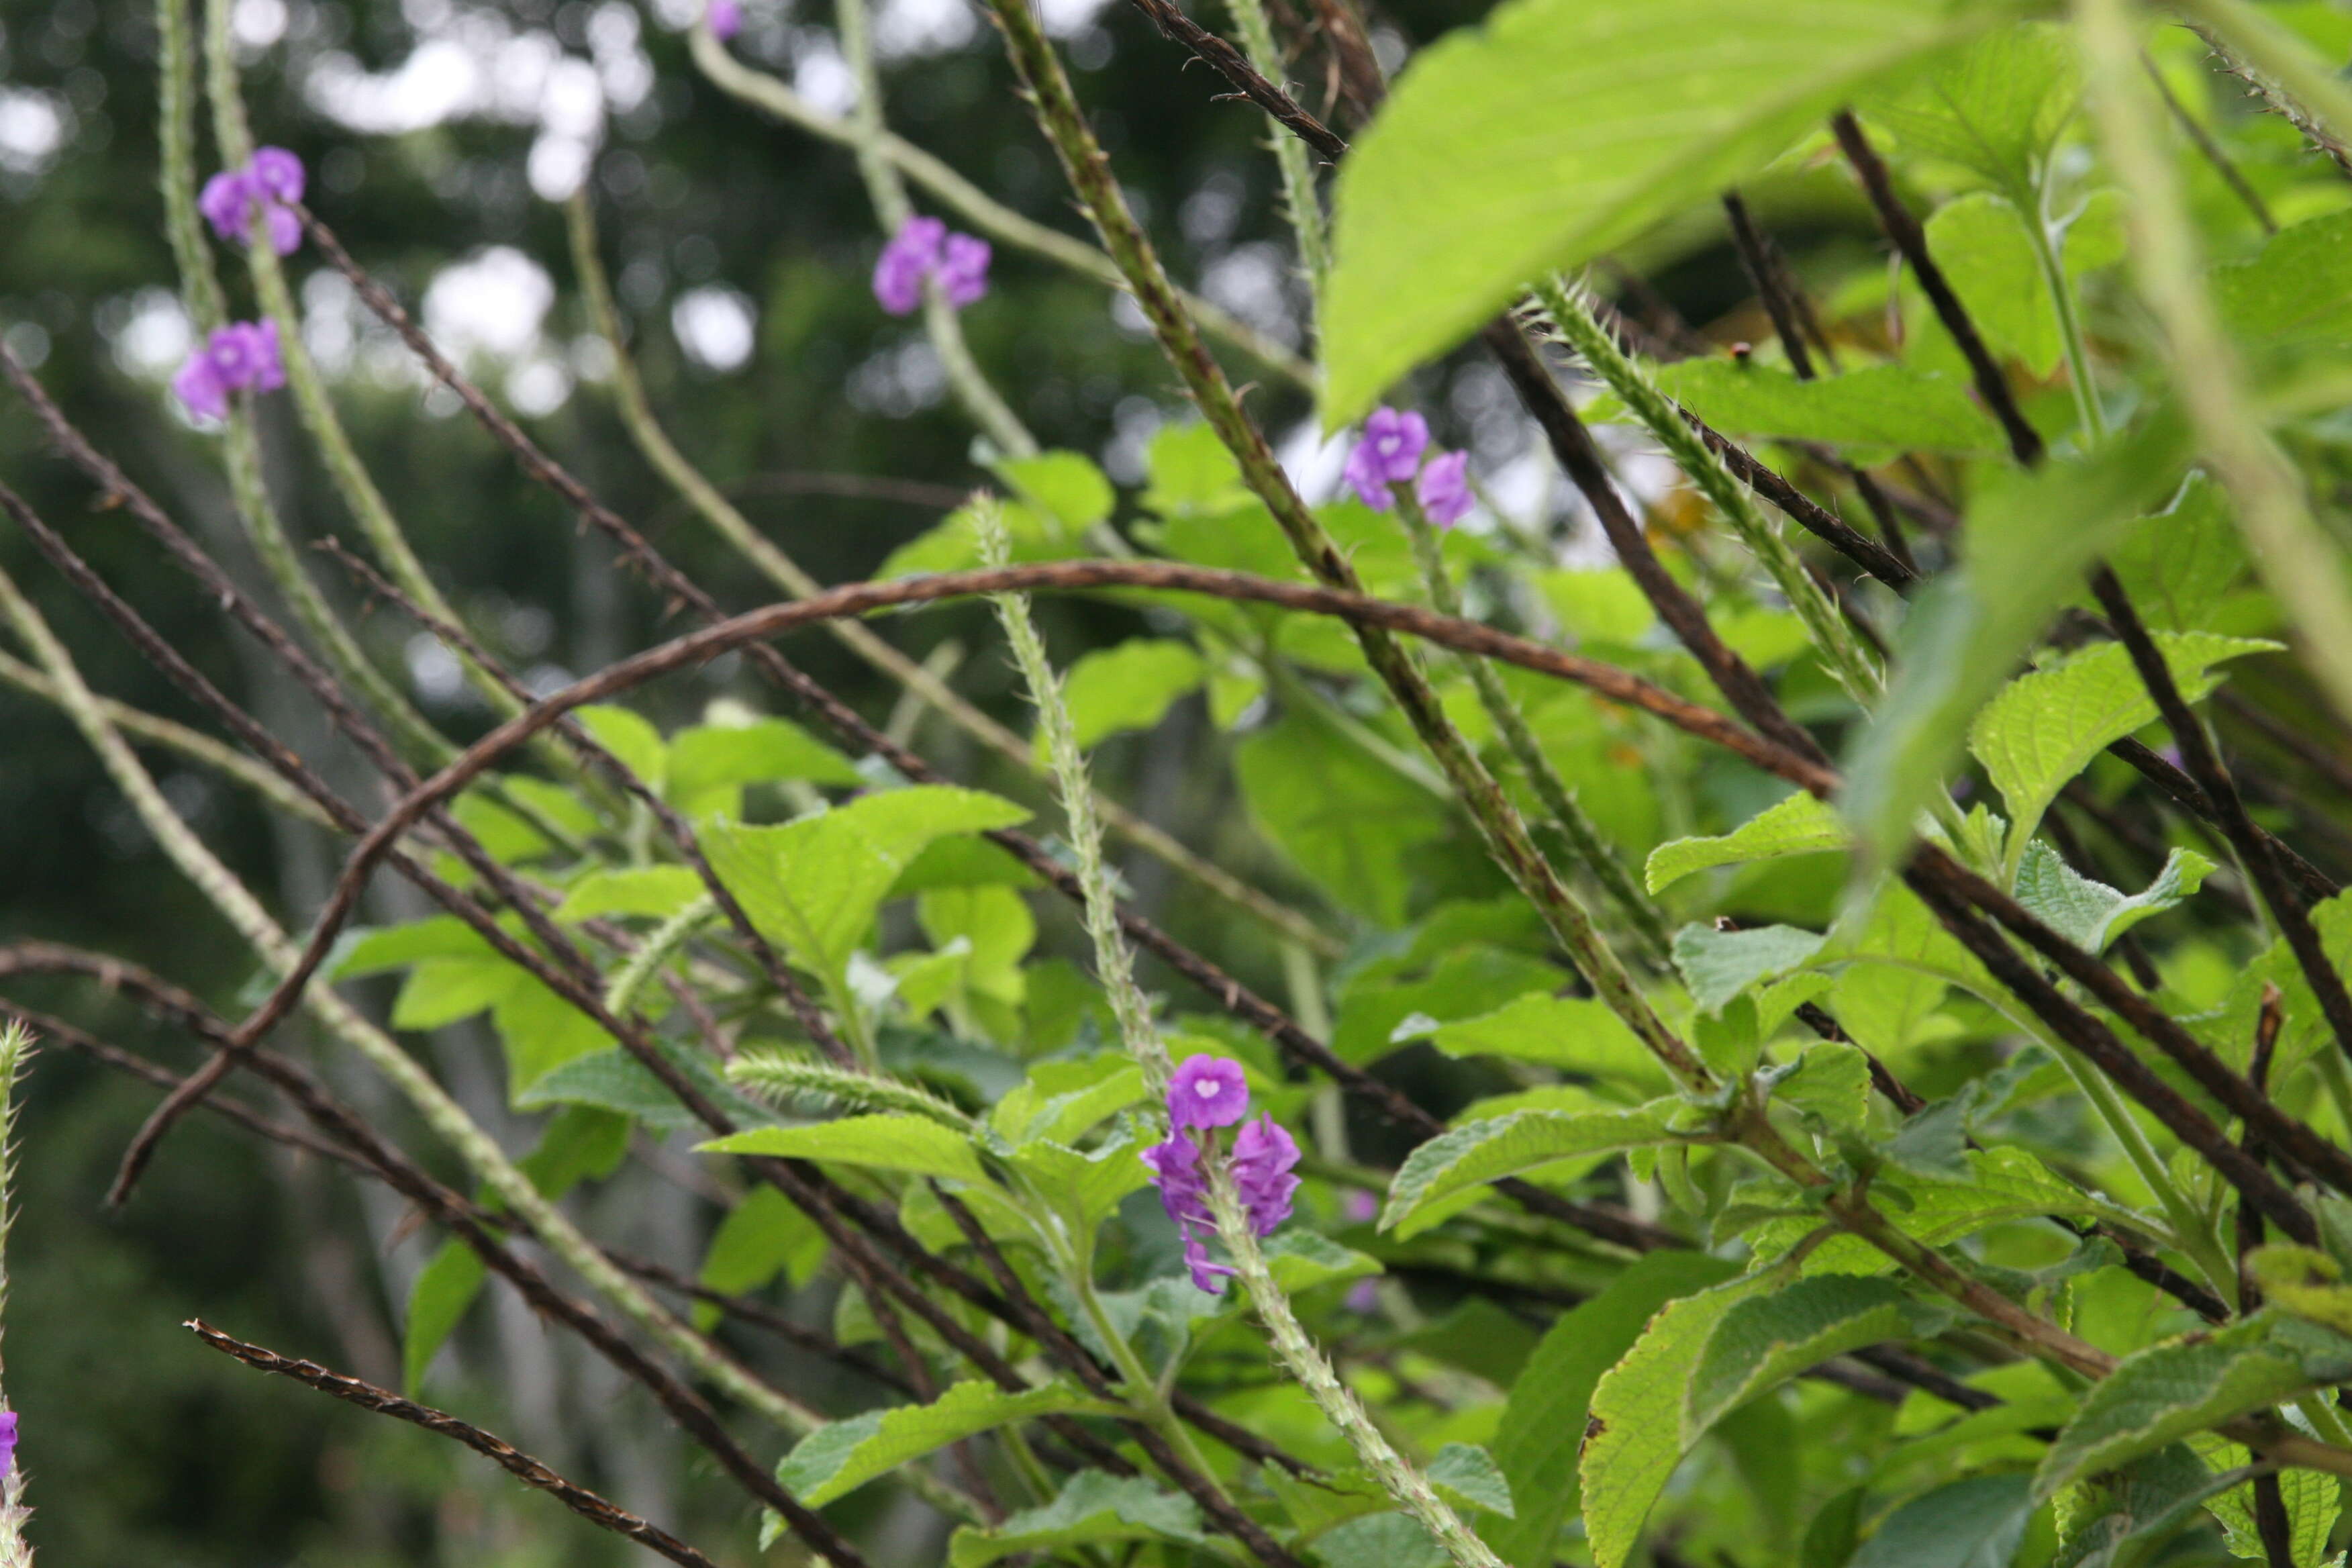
top-left (0, 1410), bottom-right (17, 1483)
top-left (1140, 1056), bottom-right (1301, 1293)
top-left (1340, 406), bottom-right (1475, 527)
top-left (873, 215), bottom-right (991, 316)
top-left (707, 0), bottom-right (742, 39)
top-left (199, 147), bottom-right (307, 257)
top-left (173, 321), bottom-right (285, 422)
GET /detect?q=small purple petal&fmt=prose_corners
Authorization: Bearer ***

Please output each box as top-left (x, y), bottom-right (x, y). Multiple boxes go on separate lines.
top-left (1231, 1115), bottom-right (1300, 1236)
top-left (937, 232), bottom-right (991, 307)
top-left (1342, 1189), bottom-right (1379, 1224)
top-left (199, 170), bottom-right (254, 242)
top-left (1167, 1055), bottom-right (1249, 1130)
top-left (249, 146), bottom-right (306, 205)
top-left (1344, 1278), bottom-right (1380, 1312)
top-left (248, 320), bottom-right (286, 392)
top-left (173, 352), bottom-right (230, 422)
top-left (1341, 439), bottom-right (1396, 510)
top-left (1140, 1130), bottom-right (1210, 1228)
top-left (1182, 1229), bottom-right (1234, 1294)
top-left (204, 323), bottom-right (263, 389)
top-left (0, 1410), bottom-right (17, 1482)
top-left (1359, 407), bottom-right (1429, 483)
top-left (262, 202), bottom-right (303, 256)
top-left (707, 0), bottom-right (742, 38)
top-left (1416, 449), bottom-right (1472, 528)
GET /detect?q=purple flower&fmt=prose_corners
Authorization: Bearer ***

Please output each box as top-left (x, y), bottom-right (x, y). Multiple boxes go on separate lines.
top-left (1230, 1115), bottom-right (1300, 1236)
top-left (1417, 449), bottom-right (1472, 528)
top-left (249, 146), bottom-right (305, 205)
top-left (262, 202), bottom-right (303, 256)
top-left (1168, 1055), bottom-right (1248, 1130)
top-left (1140, 1130), bottom-right (1210, 1228)
top-left (873, 216), bottom-right (943, 316)
top-left (708, 0), bottom-right (742, 38)
top-left (1, 1410), bottom-right (19, 1482)
top-left (206, 322), bottom-right (283, 393)
top-left (1342, 1189), bottom-right (1379, 1224)
top-left (1342, 406), bottom-right (1429, 509)
top-left (172, 352), bottom-right (230, 422)
top-left (199, 170), bottom-right (254, 242)
top-left (1345, 1278), bottom-right (1380, 1312)
top-left (937, 232), bottom-right (991, 307)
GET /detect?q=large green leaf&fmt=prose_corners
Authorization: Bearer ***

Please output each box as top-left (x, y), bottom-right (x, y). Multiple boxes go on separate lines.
top-left (946, 1471), bottom-right (1206, 1567)
top-left (1671, 924), bottom-right (1826, 1014)
top-left (703, 787), bottom-right (1028, 977)
top-left (1321, 0), bottom-right (1985, 424)
top-left (1489, 1252), bottom-right (1741, 1567)
top-left (1381, 1104), bottom-right (1677, 1236)
top-left (1687, 1276), bottom-right (1951, 1432)
top-left (2188, 1428), bottom-right (2342, 1568)
top-left (698, 1114), bottom-right (989, 1183)
top-left (776, 1379), bottom-right (1122, 1506)
top-left (1836, 407), bottom-right (2192, 869)
top-left (1863, 21), bottom-right (2079, 197)
top-left (554, 865), bottom-right (705, 922)
top-left (1970, 632), bottom-right (2276, 873)
top-left (1849, 1474), bottom-right (2037, 1568)
top-left (667, 717), bottom-right (861, 817)
top-left (1235, 707), bottom-right (1447, 927)
top-left (1652, 361), bottom-right (2000, 454)
top-left (1647, 791), bottom-right (1848, 893)
top-left (2094, 473), bottom-right (2248, 634)
top-left (402, 1240), bottom-right (487, 1396)
top-left (330, 915), bottom-right (495, 979)
top-left (1424, 991), bottom-right (1666, 1091)
top-left (1582, 1271), bottom-right (1778, 1568)
top-left (2212, 207), bottom-right (2352, 346)
top-left (2012, 842), bottom-right (2214, 954)
top-left (693, 1185), bottom-right (826, 1331)
top-left (1042, 638), bottom-right (1206, 757)
top-left (2035, 1322), bottom-right (2316, 1500)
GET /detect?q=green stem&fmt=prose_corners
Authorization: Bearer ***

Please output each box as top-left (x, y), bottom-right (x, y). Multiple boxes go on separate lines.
top-left (1394, 488), bottom-right (1673, 964)
top-left (2172, 0), bottom-right (2352, 175)
top-left (0, 1023), bottom-right (28, 1567)
top-left (2075, 0), bottom-right (2352, 730)
top-left (979, 0), bottom-right (1713, 1094)
top-left (2026, 185), bottom-right (2106, 442)
top-left (834, 0), bottom-right (1036, 456)
top-left (1532, 276), bottom-right (1881, 703)
top-left (1222, 0), bottom-right (1329, 305)
top-left (2047, 1038), bottom-right (2237, 1304)
top-left (562, 191), bottom-right (1341, 961)
top-left (685, 28), bottom-right (1314, 389)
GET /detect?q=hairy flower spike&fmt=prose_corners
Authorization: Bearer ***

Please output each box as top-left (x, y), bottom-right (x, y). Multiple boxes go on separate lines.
top-left (1342, 406), bottom-right (1429, 509)
top-left (1167, 1054), bottom-right (1248, 1130)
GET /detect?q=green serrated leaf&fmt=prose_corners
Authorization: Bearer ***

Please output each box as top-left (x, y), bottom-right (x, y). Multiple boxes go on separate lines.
top-left (993, 450), bottom-right (1113, 533)
top-left (2212, 207), bottom-right (2352, 346)
top-left (1383, 1104), bottom-right (1677, 1236)
top-left (703, 786), bottom-right (1030, 978)
top-left (1672, 923), bottom-right (1826, 1015)
top-left (667, 716), bottom-right (861, 817)
top-left (699, 1114), bottom-right (989, 1183)
top-left (1836, 407), bottom-right (2194, 871)
top-left (1865, 20), bottom-right (2078, 197)
top-left (1488, 1252), bottom-right (1740, 1567)
top-left (2094, 473), bottom-right (2249, 635)
top-left (2036, 1322), bottom-right (2316, 1500)
top-left (1971, 632), bottom-right (2277, 872)
top-left (1647, 792), bottom-right (1849, 893)
top-left (2012, 842), bottom-right (2214, 954)
top-left (1236, 707), bottom-right (1447, 927)
top-left (947, 1471), bottom-right (1206, 1568)
top-left (1689, 1276), bottom-right (1951, 1433)
top-left (1583, 1269), bottom-right (1778, 1568)
top-left (777, 1379), bottom-right (1123, 1506)
top-left (330, 916), bottom-right (495, 979)
top-left (575, 705), bottom-right (667, 791)
top-left (1779, 1042), bottom-right (1873, 1132)
top-left (693, 1185), bottom-right (826, 1332)
top-left (1425, 991), bottom-right (1667, 1091)
top-left (1321, 0), bottom-right (1983, 424)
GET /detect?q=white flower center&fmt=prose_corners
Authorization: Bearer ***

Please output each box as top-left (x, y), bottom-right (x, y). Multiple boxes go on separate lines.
top-left (1193, 1079), bottom-right (1221, 1097)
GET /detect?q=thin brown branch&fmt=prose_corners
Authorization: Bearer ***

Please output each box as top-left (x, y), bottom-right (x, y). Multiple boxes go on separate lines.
top-left (187, 1320), bottom-right (724, 1568)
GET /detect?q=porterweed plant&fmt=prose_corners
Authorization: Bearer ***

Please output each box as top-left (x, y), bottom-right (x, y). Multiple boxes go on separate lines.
top-left (17, 0), bottom-right (2352, 1561)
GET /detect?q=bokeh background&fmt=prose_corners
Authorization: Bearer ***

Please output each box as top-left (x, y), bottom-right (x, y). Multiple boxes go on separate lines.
top-left (0, 0), bottom-right (1781, 1557)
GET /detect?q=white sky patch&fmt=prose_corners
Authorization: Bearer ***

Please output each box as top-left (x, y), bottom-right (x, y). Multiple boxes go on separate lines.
top-left (1201, 243), bottom-right (1297, 346)
top-left (404, 632), bottom-right (468, 703)
top-left (505, 355), bottom-right (575, 416)
top-left (671, 285), bottom-right (758, 372)
top-left (0, 89), bottom-right (68, 177)
top-left (874, 0), bottom-right (976, 58)
top-left (232, 0), bottom-right (289, 49)
top-left (1276, 418), bottom-right (1350, 505)
top-left (424, 246), bottom-right (555, 360)
top-left (846, 338), bottom-right (945, 417)
top-left (107, 289), bottom-right (195, 379)
top-left (1037, 0), bottom-right (1111, 37)
top-left (791, 34), bottom-right (859, 117)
